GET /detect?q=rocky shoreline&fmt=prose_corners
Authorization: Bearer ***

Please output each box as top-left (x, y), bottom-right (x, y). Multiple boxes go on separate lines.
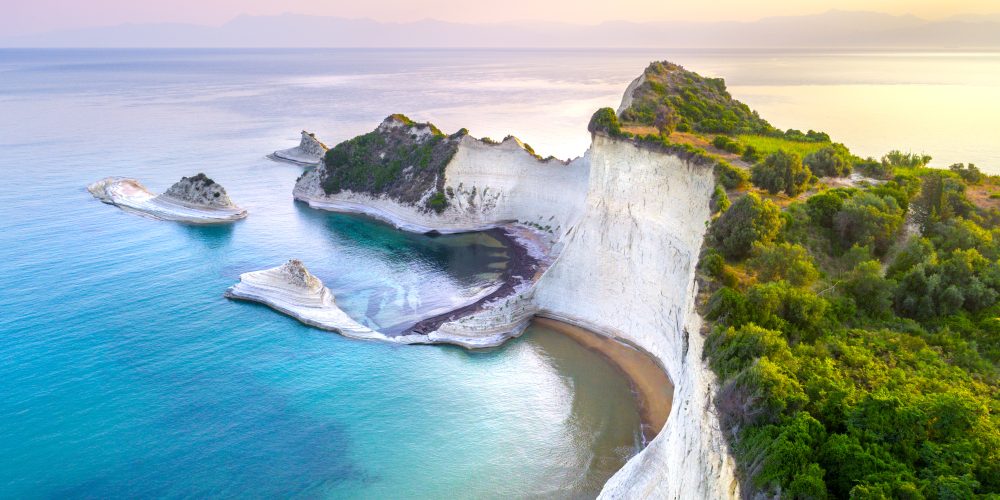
top-left (404, 226), bottom-right (542, 337)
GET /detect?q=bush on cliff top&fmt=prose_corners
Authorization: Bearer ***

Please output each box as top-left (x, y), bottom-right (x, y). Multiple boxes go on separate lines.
top-left (710, 192), bottom-right (783, 259)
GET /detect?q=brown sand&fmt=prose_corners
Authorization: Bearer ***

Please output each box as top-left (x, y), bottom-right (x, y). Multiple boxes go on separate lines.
top-left (533, 317), bottom-right (674, 443)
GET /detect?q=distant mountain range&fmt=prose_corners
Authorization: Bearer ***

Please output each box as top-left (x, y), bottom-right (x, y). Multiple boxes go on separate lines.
top-left (4, 10), bottom-right (1000, 48)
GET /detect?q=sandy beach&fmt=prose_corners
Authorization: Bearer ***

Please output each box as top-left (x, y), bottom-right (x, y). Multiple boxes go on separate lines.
top-left (532, 317), bottom-right (674, 442)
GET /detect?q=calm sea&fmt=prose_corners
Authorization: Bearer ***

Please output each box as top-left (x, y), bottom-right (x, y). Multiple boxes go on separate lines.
top-left (0, 49), bottom-right (997, 498)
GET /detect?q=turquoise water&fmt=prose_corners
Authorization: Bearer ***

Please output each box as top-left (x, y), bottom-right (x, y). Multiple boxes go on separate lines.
top-left (0, 50), bottom-right (647, 498)
top-left (2, 48), bottom-right (997, 497)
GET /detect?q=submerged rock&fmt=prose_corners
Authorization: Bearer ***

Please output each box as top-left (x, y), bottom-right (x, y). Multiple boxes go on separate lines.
top-left (87, 174), bottom-right (247, 223)
top-left (224, 259), bottom-right (383, 340)
top-left (269, 130), bottom-right (328, 166)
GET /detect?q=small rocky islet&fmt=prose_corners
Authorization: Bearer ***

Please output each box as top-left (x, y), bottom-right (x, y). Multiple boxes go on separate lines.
top-left (88, 172), bottom-right (247, 223)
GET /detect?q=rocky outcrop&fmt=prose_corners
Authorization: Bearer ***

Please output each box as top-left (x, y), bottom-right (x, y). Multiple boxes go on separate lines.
top-left (286, 67), bottom-right (741, 497)
top-left (617, 73), bottom-right (645, 115)
top-left (88, 174), bottom-right (247, 223)
top-left (160, 173), bottom-right (238, 209)
top-left (295, 131), bottom-right (587, 251)
top-left (269, 130), bottom-right (328, 166)
top-left (225, 259), bottom-right (387, 340)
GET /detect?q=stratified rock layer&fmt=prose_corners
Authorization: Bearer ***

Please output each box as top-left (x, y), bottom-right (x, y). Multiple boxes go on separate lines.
top-left (270, 130), bottom-right (329, 166)
top-left (88, 174), bottom-right (247, 223)
top-left (225, 260), bottom-right (385, 340)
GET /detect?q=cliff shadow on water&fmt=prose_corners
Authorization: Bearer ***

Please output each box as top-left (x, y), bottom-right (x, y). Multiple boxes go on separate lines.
top-left (293, 199), bottom-right (510, 280)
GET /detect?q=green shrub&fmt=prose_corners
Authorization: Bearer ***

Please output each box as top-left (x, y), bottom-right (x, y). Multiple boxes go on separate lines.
top-left (749, 242), bottom-right (820, 287)
top-left (853, 157), bottom-right (893, 179)
top-left (710, 192), bottom-right (783, 259)
top-left (805, 189), bottom-right (853, 228)
top-left (714, 160), bottom-right (749, 189)
top-left (751, 151), bottom-right (812, 196)
top-left (712, 185), bottom-right (731, 213)
top-left (949, 163), bottom-right (985, 185)
top-left (804, 145), bottom-right (853, 177)
top-left (883, 150), bottom-right (932, 169)
top-left (426, 191), bottom-right (448, 213)
top-left (742, 144), bottom-right (762, 163)
top-left (587, 107), bottom-right (630, 138)
top-left (712, 135), bottom-right (744, 154)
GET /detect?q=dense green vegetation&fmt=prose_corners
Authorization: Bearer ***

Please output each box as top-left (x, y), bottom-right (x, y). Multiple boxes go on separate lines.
top-left (751, 151), bottom-right (814, 197)
top-left (318, 114), bottom-right (463, 211)
top-left (701, 164), bottom-right (1000, 498)
top-left (611, 61), bottom-right (997, 497)
top-left (620, 61), bottom-right (774, 135)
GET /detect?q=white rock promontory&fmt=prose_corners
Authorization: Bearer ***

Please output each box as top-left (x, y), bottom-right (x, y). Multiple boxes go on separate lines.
top-left (224, 259), bottom-right (392, 341)
top-left (269, 130), bottom-right (328, 166)
top-left (292, 125), bottom-right (740, 498)
top-left (88, 174), bottom-right (247, 223)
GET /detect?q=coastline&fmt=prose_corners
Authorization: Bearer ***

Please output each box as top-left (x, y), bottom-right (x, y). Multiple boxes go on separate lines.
top-left (532, 317), bottom-right (674, 443)
top-left (405, 226), bottom-right (541, 337)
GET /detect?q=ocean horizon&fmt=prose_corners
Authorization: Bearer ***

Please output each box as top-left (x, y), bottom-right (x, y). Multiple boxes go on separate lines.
top-left (2, 48), bottom-right (998, 497)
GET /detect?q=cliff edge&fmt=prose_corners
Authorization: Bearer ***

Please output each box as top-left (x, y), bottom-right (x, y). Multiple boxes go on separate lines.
top-left (291, 100), bottom-right (739, 496)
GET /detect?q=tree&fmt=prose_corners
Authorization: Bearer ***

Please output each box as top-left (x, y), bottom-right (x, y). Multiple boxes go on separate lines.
top-left (841, 260), bottom-right (895, 319)
top-left (714, 160), bottom-right (749, 189)
top-left (751, 151), bottom-right (812, 196)
top-left (833, 192), bottom-right (904, 256)
top-left (806, 189), bottom-right (853, 228)
top-left (711, 192), bottom-right (783, 259)
top-left (949, 163), bottom-right (984, 184)
top-left (804, 145), bottom-right (853, 177)
top-left (749, 242), bottom-right (820, 287)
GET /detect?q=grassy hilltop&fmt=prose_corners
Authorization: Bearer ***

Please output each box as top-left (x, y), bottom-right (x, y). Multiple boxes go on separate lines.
top-left (601, 61), bottom-right (1000, 499)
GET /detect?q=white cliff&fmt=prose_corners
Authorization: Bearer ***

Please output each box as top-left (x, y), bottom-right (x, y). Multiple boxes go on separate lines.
top-left (295, 134), bottom-right (589, 248)
top-left (617, 74), bottom-right (646, 115)
top-left (88, 174), bottom-right (247, 223)
top-left (270, 130), bottom-right (329, 166)
top-left (534, 136), bottom-right (739, 499)
top-left (292, 123), bottom-right (740, 497)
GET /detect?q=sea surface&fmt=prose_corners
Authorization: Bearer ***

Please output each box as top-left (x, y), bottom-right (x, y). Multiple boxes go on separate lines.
top-left (1, 48), bottom-right (997, 498)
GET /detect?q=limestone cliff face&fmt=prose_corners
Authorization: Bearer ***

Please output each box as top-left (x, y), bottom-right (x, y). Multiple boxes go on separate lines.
top-left (160, 173), bottom-right (238, 209)
top-left (295, 134), bottom-right (589, 246)
top-left (534, 135), bottom-right (738, 499)
top-left (294, 125), bottom-right (739, 498)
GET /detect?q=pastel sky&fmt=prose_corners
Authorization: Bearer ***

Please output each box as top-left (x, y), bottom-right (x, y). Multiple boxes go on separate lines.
top-left (3, 0), bottom-right (998, 37)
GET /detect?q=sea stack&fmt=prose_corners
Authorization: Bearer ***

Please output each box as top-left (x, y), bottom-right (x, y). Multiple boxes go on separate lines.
top-left (270, 130), bottom-right (328, 166)
top-left (224, 259), bottom-right (383, 340)
top-left (88, 173), bottom-right (247, 223)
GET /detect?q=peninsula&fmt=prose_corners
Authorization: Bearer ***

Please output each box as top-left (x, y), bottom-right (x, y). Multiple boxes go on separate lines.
top-left (282, 65), bottom-right (736, 498)
top-left (88, 173), bottom-right (247, 223)
top-left (249, 60), bottom-right (1000, 499)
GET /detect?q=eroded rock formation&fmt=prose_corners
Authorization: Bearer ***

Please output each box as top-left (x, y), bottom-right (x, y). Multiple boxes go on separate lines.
top-left (225, 259), bottom-right (387, 340)
top-left (270, 130), bottom-right (329, 166)
top-left (88, 174), bottom-right (247, 223)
